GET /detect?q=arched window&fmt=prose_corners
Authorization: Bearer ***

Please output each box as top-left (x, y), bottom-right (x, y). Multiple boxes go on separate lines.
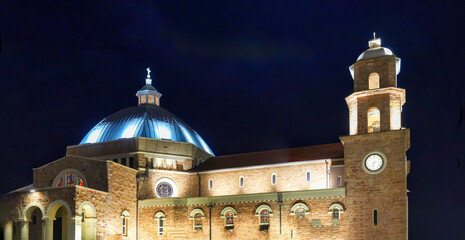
top-left (52, 169), bottom-right (87, 188)
top-left (373, 209), bottom-right (378, 226)
top-left (290, 203), bottom-right (310, 219)
top-left (208, 179), bottom-right (213, 190)
top-left (271, 174), bottom-right (277, 185)
top-left (154, 212), bottom-right (166, 236)
top-left (367, 107), bottom-right (381, 133)
top-left (239, 176), bottom-right (244, 188)
top-left (220, 207), bottom-right (237, 230)
top-left (306, 171), bottom-right (311, 182)
top-left (189, 209), bottom-right (205, 231)
top-left (368, 72), bottom-right (380, 89)
top-left (121, 210), bottom-right (130, 237)
top-left (255, 205), bottom-right (273, 231)
top-left (333, 209), bottom-right (340, 219)
top-left (328, 203), bottom-right (344, 225)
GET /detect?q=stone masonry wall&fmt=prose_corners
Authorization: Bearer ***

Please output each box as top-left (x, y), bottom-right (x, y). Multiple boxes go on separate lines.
top-left (139, 170), bottom-right (199, 199)
top-left (33, 155), bottom-right (108, 192)
top-left (138, 197), bottom-right (347, 240)
top-left (353, 56), bottom-right (397, 92)
top-left (341, 129), bottom-right (409, 240)
top-left (199, 162), bottom-right (328, 197)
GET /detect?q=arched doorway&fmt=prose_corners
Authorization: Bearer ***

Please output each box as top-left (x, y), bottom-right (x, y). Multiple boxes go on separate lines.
top-left (23, 203), bottom-right (46, 240)
top-left (28, 208), bottom-right (43, 240)
top-left (46, 200), bottom-right (71, 240)
top-left (79, 202), bottom-right (96, 240)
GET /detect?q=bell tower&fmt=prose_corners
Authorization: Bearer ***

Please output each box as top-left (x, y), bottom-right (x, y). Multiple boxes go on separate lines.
top-left (346, 34), bottom-right (405, 135)
top-left (340, 35), bottom-right (410, 240)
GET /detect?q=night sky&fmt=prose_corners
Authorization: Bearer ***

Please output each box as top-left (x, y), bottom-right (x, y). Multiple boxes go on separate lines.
top-left (1, 1), bottom-right (464, 239)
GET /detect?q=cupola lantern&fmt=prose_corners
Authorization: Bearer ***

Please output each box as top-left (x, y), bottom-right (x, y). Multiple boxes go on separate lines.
top-left (136, 67), bottom-right (162, 106)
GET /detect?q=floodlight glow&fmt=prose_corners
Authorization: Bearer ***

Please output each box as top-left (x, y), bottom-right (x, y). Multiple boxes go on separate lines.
top-left (179, 123), bottom-right (194, 144)
top-left (86, 125), bottom-right (104, 143)
top-left (158, 122), bottom-right (172, 140)
top-left (121, 119), bottom-right (141, 138)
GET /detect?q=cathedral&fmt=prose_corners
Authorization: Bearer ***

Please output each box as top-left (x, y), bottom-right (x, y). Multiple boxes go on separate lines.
top-left (0, 36), bottom-right (410, 240)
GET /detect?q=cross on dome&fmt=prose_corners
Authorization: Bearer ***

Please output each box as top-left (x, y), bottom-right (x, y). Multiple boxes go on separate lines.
top-left (146, 67), bottom-right (152, 85)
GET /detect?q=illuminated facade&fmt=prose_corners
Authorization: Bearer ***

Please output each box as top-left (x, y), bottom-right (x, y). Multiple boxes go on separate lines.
top-left (0, 37), bottom-right (410, 240)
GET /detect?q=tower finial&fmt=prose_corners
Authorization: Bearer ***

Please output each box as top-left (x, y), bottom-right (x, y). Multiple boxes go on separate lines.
top-left (146, 67), bottom-right (152, 85)
top-left (368, 33), bottom-right (381, 48)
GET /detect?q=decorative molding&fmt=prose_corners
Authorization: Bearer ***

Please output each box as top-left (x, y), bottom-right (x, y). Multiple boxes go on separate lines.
top-left (290, 202), bottom-right (310, 215)
top-left (121, 210), bottom-right (130, 218)
top-left (220, 207), bottom-right (237, 218)
top-left (139, 188), bottom-right (346, 207)
top-left (154, 211), bottom-right (166, 220)
top-left (189, 209), bottom-right (205, 219)
top-left (328, 203), bottom-right (345, 213)
top-left (197, 159), bottom-right (332, 174)
top-left (255, 205), bottom-right (273, 216)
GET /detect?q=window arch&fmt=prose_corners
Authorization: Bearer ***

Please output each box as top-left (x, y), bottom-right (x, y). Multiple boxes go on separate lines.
top-left (373, 209), bottom-right (378, 226)
top-left (271, 174), bottom-right (277, 185)
top-left (239, 176), bottom-right (244, 188)
top-left (121, 210), bottom-right (130, 237)
top-left (367, 107), bottom-right (381, 133)
top-left (189, 209), bottom-right (205, 231)
top-left (306, 171), bottom-right (311, 182)
top-left (255, 205), bottom-right (273, 231)
top-left (220, 207), bottom-right (237, 230)
top-left (52, 169), bottom-right (87, 188)
top-left (290, 203), bottom-right (310, 219)
top-left (208, 179), bottom-right (213, 190)
top-left (154, 211), bottom-right (166, 236)
top-left (328, 203), bottom-right (345, 225)
top-left (368, 72), bottom-right (380, 89)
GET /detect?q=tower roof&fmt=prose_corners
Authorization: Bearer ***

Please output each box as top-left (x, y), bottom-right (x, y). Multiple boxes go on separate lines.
top-left (349, 34), bottom-right (401, 79)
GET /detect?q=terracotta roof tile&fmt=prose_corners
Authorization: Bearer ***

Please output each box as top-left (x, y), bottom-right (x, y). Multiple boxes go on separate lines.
top-left (191, 142), bottom-right (344, 172)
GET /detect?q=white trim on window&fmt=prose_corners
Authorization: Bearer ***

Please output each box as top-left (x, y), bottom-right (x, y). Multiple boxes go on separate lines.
top-left (337, 176), bottom-right (342, 186)
top-left (208, 179), bottom-right (213, 190)
top-left (271, 174), bottom-right (277, 185)
top-left (306, 171), bottom-right (311, 182)
top-left (154, 211), bottom-right (166, 236)
top-left (121, 210), bottom-right (130, 237)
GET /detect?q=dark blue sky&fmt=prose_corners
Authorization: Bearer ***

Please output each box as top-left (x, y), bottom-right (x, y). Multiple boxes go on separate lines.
top-left (1, 1), bottom-right (464, 239)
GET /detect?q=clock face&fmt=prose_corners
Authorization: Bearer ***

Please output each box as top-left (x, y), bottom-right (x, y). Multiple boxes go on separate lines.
top-left (364, 154), bottom-right (384, 172)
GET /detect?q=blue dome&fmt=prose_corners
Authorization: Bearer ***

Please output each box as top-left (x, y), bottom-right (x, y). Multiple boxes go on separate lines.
top-left (80, 104), bottom-right (214, 155)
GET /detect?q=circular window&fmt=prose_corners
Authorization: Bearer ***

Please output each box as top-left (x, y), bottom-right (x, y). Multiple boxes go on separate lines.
top-left (156, 182), bottom-right (173, 198)
top-left (154, 178), bottom-right (178, 198)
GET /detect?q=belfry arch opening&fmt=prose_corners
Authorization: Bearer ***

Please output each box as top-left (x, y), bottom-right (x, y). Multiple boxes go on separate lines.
top-left (367, 107), bottom-right (381, 133)
top-left (368, 72), bottom-right (380, 89)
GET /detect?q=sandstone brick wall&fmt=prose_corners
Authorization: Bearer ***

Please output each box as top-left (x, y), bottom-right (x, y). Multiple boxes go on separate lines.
top-left (353, 56), bottom-right (397, 92)
top-left (103, 162), bottom-right (138, 239)
top-left (33, 155), bottom-right (108, 192)
top-left (341, 129), bottom-right (409, 240)
top-left (199, 162), bottom-right (328, 197)
top-left (139, 170), bottom-right (199, 199)
top-left (138, 197), bottom-right (347, 240)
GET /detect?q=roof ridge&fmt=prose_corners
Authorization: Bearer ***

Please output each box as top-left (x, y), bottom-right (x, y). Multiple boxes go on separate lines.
top-left (212, 142), bottom-right (342, 159)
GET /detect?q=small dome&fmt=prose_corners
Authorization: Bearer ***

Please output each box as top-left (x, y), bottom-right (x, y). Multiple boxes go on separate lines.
top-left (356, 47), bottom-right (394, 61)
top-left (80, 104), bottom-right (214, 155)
